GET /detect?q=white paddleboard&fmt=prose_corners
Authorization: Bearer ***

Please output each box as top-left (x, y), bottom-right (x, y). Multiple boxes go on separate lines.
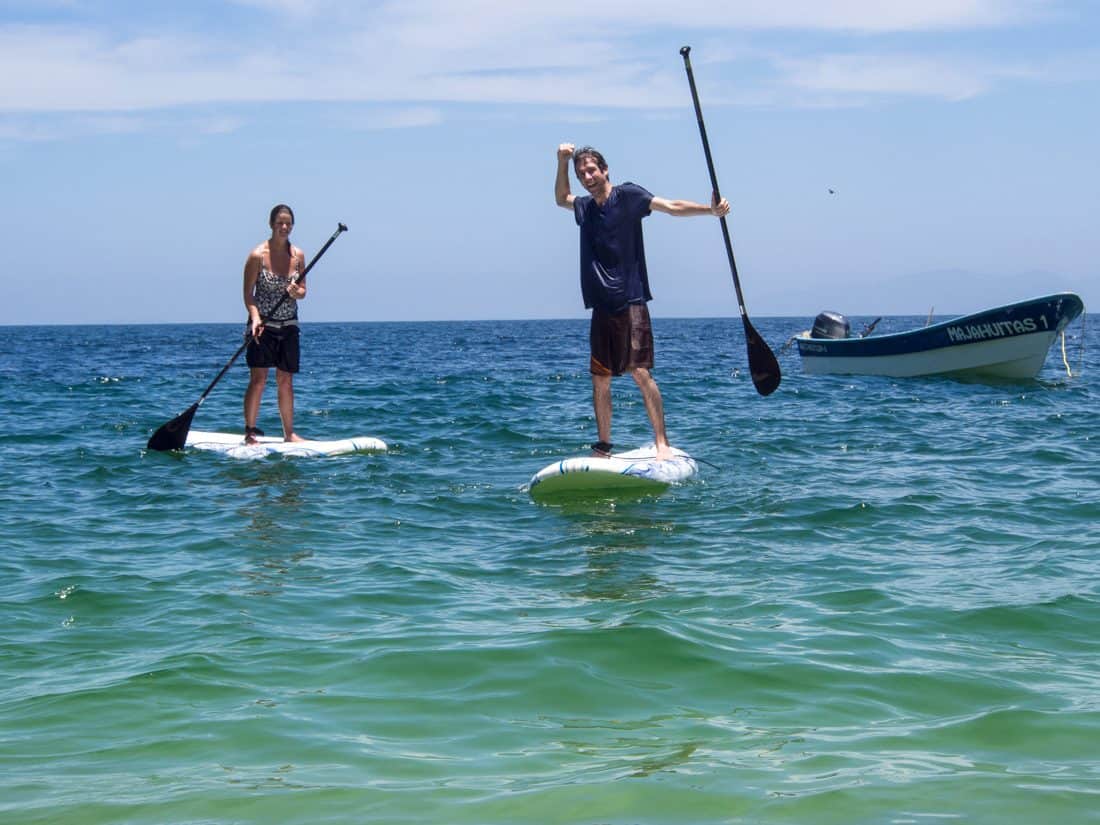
top-left (527, 445), bottom-right (698, 501)
top-left (185, 430), bottom-right (387, 459)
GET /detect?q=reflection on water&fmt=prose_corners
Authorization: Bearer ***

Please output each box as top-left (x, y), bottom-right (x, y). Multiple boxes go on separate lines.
top-left (557, 505), bottom-right (677, 602)
top-left (578, 545), bottom-right (664, 602)
top-left (225, 460), bottom-right (312, 595)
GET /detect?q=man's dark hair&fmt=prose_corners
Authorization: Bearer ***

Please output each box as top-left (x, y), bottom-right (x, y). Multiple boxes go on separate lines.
top-left (572, 146), bottom-right (607, 172)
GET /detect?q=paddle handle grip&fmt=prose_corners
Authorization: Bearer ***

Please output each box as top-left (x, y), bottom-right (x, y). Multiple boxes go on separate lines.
top-left (299, 222), bottom-right (349, 282)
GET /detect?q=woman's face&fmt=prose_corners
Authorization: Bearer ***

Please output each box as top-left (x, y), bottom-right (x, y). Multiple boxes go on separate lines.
top-left (270, 210), bottom-right (294, 239)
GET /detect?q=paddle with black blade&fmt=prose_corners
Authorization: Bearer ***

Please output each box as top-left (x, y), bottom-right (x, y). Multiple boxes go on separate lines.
top-left (680, 46), bottom-right (781, 396)
top-left (146, 222), bottom-right (348, 452)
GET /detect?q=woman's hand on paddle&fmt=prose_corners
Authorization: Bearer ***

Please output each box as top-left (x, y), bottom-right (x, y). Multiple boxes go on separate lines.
top-left (287, 280), bottom-right (306, 300)
top-left (711, 193), bottom-right (730, 217)
top-left (248, 317), bottom-right (264, 341)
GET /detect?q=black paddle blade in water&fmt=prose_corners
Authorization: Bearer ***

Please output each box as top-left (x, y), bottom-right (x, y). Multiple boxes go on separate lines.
top-left (146, 402), bottom-right (197, 451)
top-left (743, 318), bottom-right (781, 396)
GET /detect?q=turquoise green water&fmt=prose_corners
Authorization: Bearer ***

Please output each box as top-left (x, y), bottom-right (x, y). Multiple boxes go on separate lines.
top-left (2, 317), bottom-right (1097, 824)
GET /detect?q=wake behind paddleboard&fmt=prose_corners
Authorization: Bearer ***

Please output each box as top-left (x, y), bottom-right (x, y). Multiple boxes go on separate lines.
top-left (184, 430), bottom-right (387, 459)
top-left (527, 445), bottom-right (698, 502)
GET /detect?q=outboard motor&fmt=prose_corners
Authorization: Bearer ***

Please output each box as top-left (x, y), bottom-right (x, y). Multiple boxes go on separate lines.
top-left (811, 311), bottom-right (850, 339)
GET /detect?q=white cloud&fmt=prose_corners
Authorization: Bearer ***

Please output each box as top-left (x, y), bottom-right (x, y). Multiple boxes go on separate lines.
top-left (0, 109), bottom-right (248, 143)
top-left (779, 52), bottom-right (1039, 101)
top-left (0, 0), bottom-right (1072, 126)
top-left (342, 106), bottom-right (445, 130)
top-left (239, 0), bottom-right (1048, 32)
top-left (194, 115), bottom-right (247, 135)
top-left (230, 0), bottom-right (330, 16)
top-left (0, 112), bottom-right (152, 141)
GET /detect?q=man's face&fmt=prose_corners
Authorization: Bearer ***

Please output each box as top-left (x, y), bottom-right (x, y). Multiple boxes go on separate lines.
top-left (574, 156), bottom-right (608, 194)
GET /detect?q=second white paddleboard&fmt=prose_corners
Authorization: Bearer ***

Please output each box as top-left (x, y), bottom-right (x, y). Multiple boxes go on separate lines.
top-left (185, 430), bottom-right (387, 459)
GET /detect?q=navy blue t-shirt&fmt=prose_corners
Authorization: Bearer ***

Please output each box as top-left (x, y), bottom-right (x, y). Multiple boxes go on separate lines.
top-left (573, 182), bottom-right (654, 313)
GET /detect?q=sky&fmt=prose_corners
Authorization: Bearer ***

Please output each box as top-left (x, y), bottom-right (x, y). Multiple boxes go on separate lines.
top-left (1, 0), bottom-right (1097, 325)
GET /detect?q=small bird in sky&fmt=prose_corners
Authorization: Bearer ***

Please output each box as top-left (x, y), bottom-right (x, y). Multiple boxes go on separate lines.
top-left (828, 188), bottom-right (837, 195)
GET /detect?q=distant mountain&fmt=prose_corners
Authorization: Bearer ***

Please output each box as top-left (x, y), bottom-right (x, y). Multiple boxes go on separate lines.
top-left (758, 268), bottom-right (1092, 317)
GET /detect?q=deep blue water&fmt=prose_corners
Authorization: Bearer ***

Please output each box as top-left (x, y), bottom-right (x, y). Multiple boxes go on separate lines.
top-left (1, 315), bottom-right (1097, 824)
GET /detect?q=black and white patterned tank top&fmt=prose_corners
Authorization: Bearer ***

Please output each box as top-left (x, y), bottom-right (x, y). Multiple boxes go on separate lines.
top-left (253, 244), bottom-right (302, 324)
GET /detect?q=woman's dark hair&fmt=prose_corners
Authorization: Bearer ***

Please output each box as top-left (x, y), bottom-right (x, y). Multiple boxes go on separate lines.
top-left (572, 146), bottom-right (607, 172)
top-left (269, 204), bottom-right (295, 226)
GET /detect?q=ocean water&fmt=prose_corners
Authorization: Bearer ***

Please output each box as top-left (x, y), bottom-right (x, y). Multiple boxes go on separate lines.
top-left (1, 315), bottom-right (1097, 825)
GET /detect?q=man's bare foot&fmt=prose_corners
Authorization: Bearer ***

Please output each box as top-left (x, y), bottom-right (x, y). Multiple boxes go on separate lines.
top-left (284, 432), bottom-right (306, 442)
top-left (654, 443), bottom-right (674, 461)
top-left (244, 426), bottom-right (264, 445)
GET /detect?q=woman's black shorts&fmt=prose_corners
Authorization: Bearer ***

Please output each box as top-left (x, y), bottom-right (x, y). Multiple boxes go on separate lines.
top-left (246, 324), bottom-right (300, 373)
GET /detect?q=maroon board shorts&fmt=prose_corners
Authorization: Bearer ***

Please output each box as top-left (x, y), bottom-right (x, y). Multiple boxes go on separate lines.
top-left (589, 303), bottom-right (654, 376)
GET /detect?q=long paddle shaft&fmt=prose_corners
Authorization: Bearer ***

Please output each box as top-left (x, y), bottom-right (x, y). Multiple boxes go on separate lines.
top-left (679, 46), bottom-right (781, 397)
top-left (146, 222), bottom-right (348, 451)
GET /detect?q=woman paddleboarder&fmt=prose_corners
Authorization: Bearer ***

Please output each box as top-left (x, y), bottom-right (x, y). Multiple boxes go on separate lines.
top-left (243, 204), bottom-right (308, 444)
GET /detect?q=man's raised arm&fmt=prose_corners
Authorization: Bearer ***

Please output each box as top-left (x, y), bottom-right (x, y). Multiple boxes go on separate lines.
top-left (555, 143), bottom-right (576, 209)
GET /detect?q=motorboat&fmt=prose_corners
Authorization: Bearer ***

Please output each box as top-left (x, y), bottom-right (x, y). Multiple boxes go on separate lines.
top-left (793, 292), bottom-right (1084, 378)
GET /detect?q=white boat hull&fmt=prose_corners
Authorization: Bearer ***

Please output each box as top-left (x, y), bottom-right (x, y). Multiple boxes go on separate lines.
top-left (796, 293), bottom-right (1083, 379)
top-left (799, 329), bottom-right (1060, 378)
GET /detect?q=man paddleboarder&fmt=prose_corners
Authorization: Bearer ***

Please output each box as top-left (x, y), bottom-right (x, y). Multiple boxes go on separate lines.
top-left (555, 143), bottom-right (729, 459)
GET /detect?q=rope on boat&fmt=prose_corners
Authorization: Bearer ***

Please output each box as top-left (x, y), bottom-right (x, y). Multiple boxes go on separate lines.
top-left (1076, 309), bottom-right (1086, 376)
top-left (1060, 308), bottom-right (1087, 378)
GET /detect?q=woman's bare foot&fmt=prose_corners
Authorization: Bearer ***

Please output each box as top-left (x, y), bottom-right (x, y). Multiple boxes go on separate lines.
top-left (590, 441), bottom-right (613, 458)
